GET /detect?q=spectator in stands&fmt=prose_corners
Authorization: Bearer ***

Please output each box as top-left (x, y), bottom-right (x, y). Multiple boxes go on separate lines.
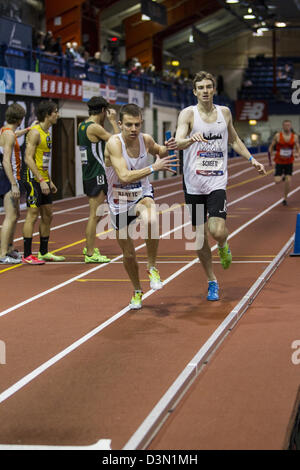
top-left (243, 79), bottom-right (253, 87)
top-left (277, 70), bottom-right (287, 81)
top-left (51, 36), bottom-right (63, 57)
top-left (145, 64), bottom-right (156, 77)
top-left (65, 42), bottom-right (73, 59)
top-left (89, 51), bottom-right (104, 69)
top-left (44, 31), bottom-right (54, 53)
top-left (284, 63), bottom-right (292, 77)
top-left (32, 30), bottom-right (45, 51)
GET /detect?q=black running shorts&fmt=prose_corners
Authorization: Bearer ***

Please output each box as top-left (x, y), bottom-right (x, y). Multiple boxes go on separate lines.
top-left (184, 188), bottom-right (227, 225)
top-left (83, 175), bottom-right (107, 197)
top-left (274, 163), bottom-right (293, 177)
top-left (24, 180), bottom-right (52, 208)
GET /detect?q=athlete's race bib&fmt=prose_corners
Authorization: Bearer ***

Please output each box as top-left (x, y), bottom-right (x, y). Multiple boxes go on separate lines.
top-left (113, 182), bottom-right (143, 205)
top-left (80, 146), bottom-right (88, 164)
top-left (42, 152), bottom-right (51, 171)
top-left (196, 151), bottom-right (224, 176)
top-left (279, 148), bottom-right (292, 158)
top-left (96, 174), bottom-right (105, 185)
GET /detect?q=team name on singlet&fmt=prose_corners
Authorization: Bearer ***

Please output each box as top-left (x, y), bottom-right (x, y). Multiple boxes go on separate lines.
top-left (112, 182), bottom-right (143, 205)
top-left (195, 150), bottom-right (224, 176)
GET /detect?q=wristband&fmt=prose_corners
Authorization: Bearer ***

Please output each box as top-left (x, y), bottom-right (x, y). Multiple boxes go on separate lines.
top-left (149, 165), bottom-right (154, 174)
top-left (248, 156), bottom-right (253, 162)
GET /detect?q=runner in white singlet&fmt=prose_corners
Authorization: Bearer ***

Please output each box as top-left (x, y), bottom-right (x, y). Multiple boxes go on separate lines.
top-left (105, 103), bottom-right (178, 310)
top-left (173, 71), bottom-right (266, 301)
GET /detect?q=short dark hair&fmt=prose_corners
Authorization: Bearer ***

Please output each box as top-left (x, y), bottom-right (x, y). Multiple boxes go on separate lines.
top-left (87, 96), bottom-right (109, 115)
top-left (119, 103), bottom-right (142, 122)
top-left (5, 103), bottom-right (26, 124)
top-left (193, 71), bottom-right (216, 90)
top-left (36, 100), bottom-right (58, 122)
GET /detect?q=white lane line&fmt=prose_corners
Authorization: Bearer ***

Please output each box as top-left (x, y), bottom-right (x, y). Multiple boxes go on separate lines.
top-left (3, 178), bottom-right (295, 318)
top-left (0, 439), bottom-right (112, 450)
top-left (12, 178), bottom-right (185, 224)
top-left (37, 260), bottom-right (271, 265)
top-left (123, 233), bottom-right (294, 450)
top-left (0, 186), bottom-right (298, 406)
top-left (12, 188), bottom-right (185, 243)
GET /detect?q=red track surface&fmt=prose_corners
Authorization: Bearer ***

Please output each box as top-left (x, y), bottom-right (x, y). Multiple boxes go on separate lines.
top-left (0, 153), bottom-right (300, 450)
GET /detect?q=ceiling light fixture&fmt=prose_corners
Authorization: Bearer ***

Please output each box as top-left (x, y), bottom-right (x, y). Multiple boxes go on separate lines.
top-left (189, 34), bottom-right (194, 43)
top-left (226, 0), bottom-right (239, 3)
top-left (141, 14), bottom-right (151, 21)
top-left (275, 22), bottom-right (286, 27)
top-left (244, 14), bottom-right (256, 19)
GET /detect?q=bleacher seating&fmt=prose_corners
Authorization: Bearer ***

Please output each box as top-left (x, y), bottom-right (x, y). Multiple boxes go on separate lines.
top-left (238, 56), bottom-right (295, 103)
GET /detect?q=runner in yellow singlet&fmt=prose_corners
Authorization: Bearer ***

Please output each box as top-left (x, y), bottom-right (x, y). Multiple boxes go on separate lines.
top-left (22, 100), bottom-right (65, 264)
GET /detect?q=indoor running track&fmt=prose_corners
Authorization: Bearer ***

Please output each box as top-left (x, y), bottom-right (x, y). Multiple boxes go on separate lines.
top-left (0, 153), bottom-right (300, 450)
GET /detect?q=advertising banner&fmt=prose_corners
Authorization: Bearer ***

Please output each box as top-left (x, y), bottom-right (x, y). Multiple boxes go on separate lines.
top-left (100, 83), bottom-right (117, 104)
top-left (0, 17), bottom-right (32, 49)
top-left (0, 67), bottom-right (15, 95)
top-left (235, 100), bottom-right (268, 121)
top-left (128, 89), bottom-right (144, 108)
top-left (15, 70), bottom-right (41, 97)
top-left (82, 80), bottom-right (100, 102)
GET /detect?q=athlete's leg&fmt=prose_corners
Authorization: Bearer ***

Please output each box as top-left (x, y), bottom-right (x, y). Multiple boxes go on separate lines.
top-left (39, 203), bottom-right (53, 238)
top-left (0, 191), bottom-right (19, 257)
top-left (208, 216), bottom-right (228, 247)
top-left (116, 226), bottom-right (142, 291)
top-left (284, 175), bottom-right (291, 201)
top-left (23, 206), bottom-right (39, 238)
top-left (195, 222), bottom-right (217, 282)
top-left (85, 190), bottom-right (106, 256)
top-left (136, 197), bottom-right (159, 270)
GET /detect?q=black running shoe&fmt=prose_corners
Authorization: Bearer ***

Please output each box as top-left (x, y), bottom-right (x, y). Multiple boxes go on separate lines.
top-left (282, 199), bottom-right (287, 206)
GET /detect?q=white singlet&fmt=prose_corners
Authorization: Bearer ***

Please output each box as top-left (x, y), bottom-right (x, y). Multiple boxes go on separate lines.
top-left (183, 104), bottom-right (228, 195)
top-left (106, 133), bottom-right (153, 215)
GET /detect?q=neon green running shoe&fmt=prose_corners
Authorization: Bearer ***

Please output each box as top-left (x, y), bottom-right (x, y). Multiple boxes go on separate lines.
top-left (82, 247), bottom-right (110, 263)
top-left (84, 251), bottom-right (110, 263)
top-left (218, 242), bottom-right (232, 270)
top-left (147, 267), bottom-right (163, 290)
top-left (38, 252), bottom-right (66, 262)
top-left (129, 291), bottom-right (143, 310)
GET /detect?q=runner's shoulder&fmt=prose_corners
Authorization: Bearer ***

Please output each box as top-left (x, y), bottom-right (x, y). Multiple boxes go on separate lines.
top-left (219, 105), bottom-right (231, 116)
top-left (107, 133), bottom-right (122, 148)
top-left (179, 106), bottom-right (194, 120)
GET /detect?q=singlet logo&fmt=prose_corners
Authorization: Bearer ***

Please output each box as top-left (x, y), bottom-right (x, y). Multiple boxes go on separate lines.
top-left (46, 135), bottom-right (52, 149)
top-left (203, 132), bottom-right (222, 141)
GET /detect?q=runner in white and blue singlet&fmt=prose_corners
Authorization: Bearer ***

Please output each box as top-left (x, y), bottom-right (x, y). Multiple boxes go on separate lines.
top-left (174, 71), bottom-right (266, 302)
top-left (105, 103), bottom-right (178, 310)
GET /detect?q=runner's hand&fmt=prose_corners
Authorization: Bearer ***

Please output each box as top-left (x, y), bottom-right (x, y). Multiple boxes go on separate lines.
top-left (164, 136), bottom-right (178, 150)
top-left (106, 108), bottom-right (117, 122)
top-left (11, 183), bottom-right (20, 199)
top-left (190, 132), bottom-right (208, 143)
top-left (153, 154), bottom-right (180, 174)
top-left (49, 181), bottom-right (57, 193)
top-left (251, 158), bottom-right (267, 175)
top-left (40, 180), bottom-right (50, 195)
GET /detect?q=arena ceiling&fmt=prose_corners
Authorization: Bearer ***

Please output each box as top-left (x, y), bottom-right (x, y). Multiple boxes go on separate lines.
top-left (98, 0), bottom-right (300, 58)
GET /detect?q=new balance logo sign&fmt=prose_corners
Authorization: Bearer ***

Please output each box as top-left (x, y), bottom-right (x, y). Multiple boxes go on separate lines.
top-left (236, 100), bottom-right (267, 121)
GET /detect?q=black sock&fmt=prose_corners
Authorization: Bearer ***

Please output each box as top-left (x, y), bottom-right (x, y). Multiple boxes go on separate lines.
top-left (40, 236), bottom-right (49, 255)
top-left (24, 238), bottom-right (32, 258)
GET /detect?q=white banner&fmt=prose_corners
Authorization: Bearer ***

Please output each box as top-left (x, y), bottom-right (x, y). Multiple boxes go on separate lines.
top-left (128, 89), bottom-right (144, 108)
top-left (15, 70), bottom-right (41, 96)
top-left (82, 80), bottom-right (100, 102)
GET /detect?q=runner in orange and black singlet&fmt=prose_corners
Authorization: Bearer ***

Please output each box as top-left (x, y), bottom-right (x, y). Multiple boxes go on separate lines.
top-left (268, 120), bottom-right (300, 206)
